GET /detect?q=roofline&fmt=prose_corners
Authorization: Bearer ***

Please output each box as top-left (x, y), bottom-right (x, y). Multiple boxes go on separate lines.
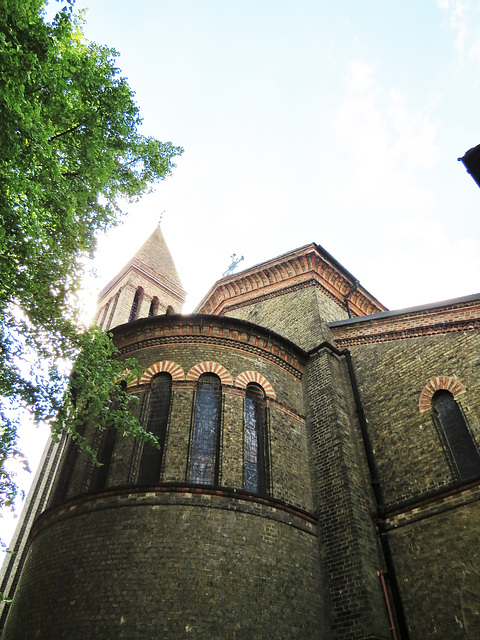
top-left (329, 292), bottom-right (480, 327)
top-left (312, 242), bottom-right (360, 286)
top-left (195, 243), bottom-right (317, 312)
top-left (195, 242), bottom-right (386, 315)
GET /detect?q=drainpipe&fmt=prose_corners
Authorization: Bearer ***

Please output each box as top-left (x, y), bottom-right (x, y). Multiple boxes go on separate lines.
top-left (379, 570), bottom-right (399, 640)
top-left (309, 341), bottom-right (410, 640)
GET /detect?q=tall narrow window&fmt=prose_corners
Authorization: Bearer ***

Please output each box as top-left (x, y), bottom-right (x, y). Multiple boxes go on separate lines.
top-left (91, 426), bottom-right (117, 491)
top-left (50, 423), bottom-right (87, 506)
top-left (91, 380), bottom-right (126, 491)
top-left (129, 288), bottom-right (142, 322)
top-left (106, 292), bottom-right (120, 330)
top-left (138, 373), bottom-right (172, 485)
top-left (244, 383), bottom-right (268, 494)
top-left (432, 390), bottom-right (480, 481)
top-left (99, 303), bottom-right (109, 329)
top-left (189, 373), bottom-right (221, 485)
top-left (148, 296), bottom-right (159, 317)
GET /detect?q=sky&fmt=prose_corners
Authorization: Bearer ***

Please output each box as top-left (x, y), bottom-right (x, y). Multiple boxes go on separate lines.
top-left (2, 0), bottom-right (480, 547)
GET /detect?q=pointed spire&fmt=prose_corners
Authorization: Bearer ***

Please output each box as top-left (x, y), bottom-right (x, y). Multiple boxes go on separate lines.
top-left (134, 226), bottom-right (183, 288)
top-left (95, 224), bottom-right (186, 331)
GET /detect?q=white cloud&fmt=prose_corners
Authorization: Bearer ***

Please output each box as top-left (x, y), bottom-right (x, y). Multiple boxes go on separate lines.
top-left (437, 1), bottom-right (469, 55)
top-left (437, 1), bottom-right (480, 64)
top-left (328, 61), bottom-right (439, 212)
top-left (388, 89), bottom-right (441, 169)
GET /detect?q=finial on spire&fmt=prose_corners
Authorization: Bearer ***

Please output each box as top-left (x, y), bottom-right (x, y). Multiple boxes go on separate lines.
top-left (158, 210), bottom-right (166, 227)
top-left (223, 253), bottom-right (244, 276)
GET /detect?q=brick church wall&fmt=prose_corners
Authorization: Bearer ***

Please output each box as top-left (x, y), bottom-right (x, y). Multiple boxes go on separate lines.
top-left (347, 330), bottom-right (480, 506)
top-left (306, 346), bottom-right (390, 639)
top-left (226, 285), bottom-right (348, 351)
top-left (339, 327), bottom-right (480, 638)
top-left (3, 493), bottom-right (325, 640)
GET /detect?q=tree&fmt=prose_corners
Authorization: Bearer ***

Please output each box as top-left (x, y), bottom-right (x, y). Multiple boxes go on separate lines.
top-left (0, 0), bottom-right (183, 508)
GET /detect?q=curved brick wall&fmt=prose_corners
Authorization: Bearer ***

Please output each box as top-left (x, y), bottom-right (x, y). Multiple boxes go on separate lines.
top-left (3, 315), bottom-right (329, 638)
top-left (3, 490), bottom-right (325, 639)
top-left (50, 315), bottom-right (313, 512)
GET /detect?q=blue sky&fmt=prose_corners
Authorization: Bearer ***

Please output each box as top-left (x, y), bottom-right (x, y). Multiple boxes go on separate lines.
top-left (2, 0), bottom-right (479, 545)
top-left (70, 0), bottom-right (480, 316)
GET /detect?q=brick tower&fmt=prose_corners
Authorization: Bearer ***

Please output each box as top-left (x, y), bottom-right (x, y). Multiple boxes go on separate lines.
top-left (94, 224), bottom-right (186, 330)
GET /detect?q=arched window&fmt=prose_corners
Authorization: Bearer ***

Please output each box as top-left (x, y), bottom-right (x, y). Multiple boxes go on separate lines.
top-left (50, 425), bottom-right (86, 506)
top-left (148, 296), bottom-right (160, 317)
top-left (99, 303), bottom-right (109, 329)
top-left (189, 373), bottom-right (222, 485)
top-left (91, 380), bottom-right (126, 491)
top-left (432, 390), bottom-right (480, 481)
top-left (90, 426), bottom-right (117, 491)
top-left (138, 373), bottom-right (172, 485)
top-left (128, 288), bottom-right (142, 322)
top-left (244, 383), bottom-right (269, 494)
top-left (105, 292), bottom-right (120, 329)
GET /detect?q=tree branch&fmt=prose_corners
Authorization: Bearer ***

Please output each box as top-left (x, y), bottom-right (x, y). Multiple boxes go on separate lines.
top-left (48, 123), bottom-right (85, 142)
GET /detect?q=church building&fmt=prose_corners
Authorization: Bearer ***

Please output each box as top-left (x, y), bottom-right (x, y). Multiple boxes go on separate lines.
top-left (1, 226), bottom-right (479, 639)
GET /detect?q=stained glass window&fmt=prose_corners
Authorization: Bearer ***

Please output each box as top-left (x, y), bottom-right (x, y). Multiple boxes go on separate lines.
top-left (432, 390), bottom-right (480, 481)
top-left (138, 373), bottom-right (172, 484)
top-left (244, 383), bottom-right (268, 494)
top-left (189, 373), bottom-right (221, 485)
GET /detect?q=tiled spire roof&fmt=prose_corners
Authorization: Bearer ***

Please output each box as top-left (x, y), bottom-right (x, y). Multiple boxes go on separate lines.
top-left (133, 226), bottom-right (183, 289)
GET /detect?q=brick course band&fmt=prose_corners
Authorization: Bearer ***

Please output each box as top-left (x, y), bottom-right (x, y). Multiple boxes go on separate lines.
top-left (117, 335), bottom-right (304, 379)
top-left (333, 318), bottom-right (480, 345)
top-left (32, 484), bottom-right (318, 541)
top-left (331, 298), bottom-right (480, 346)
top-left (384, 481), bottom-right (480, 531)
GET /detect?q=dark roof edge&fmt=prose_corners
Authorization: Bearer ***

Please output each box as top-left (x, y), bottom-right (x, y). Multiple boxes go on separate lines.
top-left (313, 242), bottom-right (359, 286)
top-left (329, 292), bottom-right (480, 327)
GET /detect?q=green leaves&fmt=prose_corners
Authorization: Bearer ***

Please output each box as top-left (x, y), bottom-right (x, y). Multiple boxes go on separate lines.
top-left (0, 1), bottom-right (182, 507)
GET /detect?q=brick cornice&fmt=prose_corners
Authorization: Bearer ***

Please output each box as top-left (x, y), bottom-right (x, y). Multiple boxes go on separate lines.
top-left (330, 296), bottom-right (480, 346)
top-left (214, 278), bottom-right (341, 316)
top-left (195, 244), bottom-right (386, 318)
top-left (112, 314), bottom-right (305, 378)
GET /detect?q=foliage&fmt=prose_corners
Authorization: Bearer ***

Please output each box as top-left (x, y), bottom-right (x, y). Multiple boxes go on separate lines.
top-left (0, 0), bottom-right (182, 507)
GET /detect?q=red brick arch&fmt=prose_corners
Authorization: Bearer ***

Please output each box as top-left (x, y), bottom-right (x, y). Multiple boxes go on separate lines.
top-left (119, 369), bottom-right (137, 388)
top-left (139, 361), bottom-right (185, 385)
top-left (235, 371), bottom-right (276, 399)
top-left (186, 362), bottom-right (233, 386)
top-left (419, 375), bottom-right (467, 413)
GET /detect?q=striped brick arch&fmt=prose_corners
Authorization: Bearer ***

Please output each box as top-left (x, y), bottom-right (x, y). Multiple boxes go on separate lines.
top-left (119, 370), bottom-right (137, 388)
top-left (419, 375), bottom-right (467, 413)
top-left (186, 362), bottom-right (233, 386)
top-left (139, 361), bottom-right (185, 385)
top-left (235, 371), bottom-right (276, 399)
